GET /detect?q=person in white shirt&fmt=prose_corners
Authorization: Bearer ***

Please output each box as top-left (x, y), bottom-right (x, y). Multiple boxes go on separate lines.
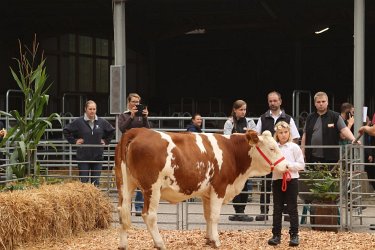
top-left (268, 121), bottom-right (305, 247)
top-left (255, 91), bottom-right (300, 222)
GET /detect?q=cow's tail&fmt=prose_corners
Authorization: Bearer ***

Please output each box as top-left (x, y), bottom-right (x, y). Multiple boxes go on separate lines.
top-left (115, 133), bottom-right (133, 231)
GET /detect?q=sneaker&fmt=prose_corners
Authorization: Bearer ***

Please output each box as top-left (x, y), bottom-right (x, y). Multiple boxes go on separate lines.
top-left (268, 235), bottom-right (281, 245)
top-left (255, 214), bottom-right (269, 221)
top-left (289, 234), bottom-right (299, 246)
top-left (370, 224), bottom-right (375, 230)
top-left (228, 214), bottom-right (254, 222)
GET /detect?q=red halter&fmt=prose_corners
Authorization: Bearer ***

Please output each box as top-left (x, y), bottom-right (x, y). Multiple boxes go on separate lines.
top-left (255, 146), bottom-right (285, 172)
top-left (255, 146), bottom-right (290, 192)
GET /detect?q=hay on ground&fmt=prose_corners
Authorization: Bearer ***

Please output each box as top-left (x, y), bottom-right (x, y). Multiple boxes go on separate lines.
top-left (0, 182), bottom-right (112, 249)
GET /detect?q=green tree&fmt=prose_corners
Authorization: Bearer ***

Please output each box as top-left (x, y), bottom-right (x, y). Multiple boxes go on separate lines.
top-left (0, 35), bottom-right (61, 179)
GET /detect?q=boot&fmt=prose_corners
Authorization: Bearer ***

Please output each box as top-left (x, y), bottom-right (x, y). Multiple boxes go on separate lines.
top-left (289, 234), bottom-right (299, 247)
top-left (268, 235), bottom-right (281, 246)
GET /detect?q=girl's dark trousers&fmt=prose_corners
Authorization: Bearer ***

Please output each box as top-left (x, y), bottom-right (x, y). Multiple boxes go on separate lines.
top-left (271, 178), bottom-right (299, 236)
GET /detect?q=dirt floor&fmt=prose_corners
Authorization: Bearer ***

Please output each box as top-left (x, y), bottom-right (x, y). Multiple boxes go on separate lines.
top-left (16, 226), bottom-right (375, 250)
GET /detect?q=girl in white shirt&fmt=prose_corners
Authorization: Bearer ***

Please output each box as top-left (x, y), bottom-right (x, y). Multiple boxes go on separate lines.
top-left (268, 121), bottom-right (305, 247)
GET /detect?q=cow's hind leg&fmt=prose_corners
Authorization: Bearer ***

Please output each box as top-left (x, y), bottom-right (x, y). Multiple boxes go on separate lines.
top-left (206, 190), bottom-right (223, 248)
top-left (201, 192), bottom-right (212, 244)
top-left (142, 188), bottom-right (166, 250)
top-left (118, 168), bottom-right (137, 249)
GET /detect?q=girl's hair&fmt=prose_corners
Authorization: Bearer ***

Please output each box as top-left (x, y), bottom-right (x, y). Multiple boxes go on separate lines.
top-left (85, 100), bottom-right (96, 109)
top-left (273, 121), bottom-right (292, 142)
top-left (231, 100), bottom-right (247, 118)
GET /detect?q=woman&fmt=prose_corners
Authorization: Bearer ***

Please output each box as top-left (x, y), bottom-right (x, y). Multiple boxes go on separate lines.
top-left (224, 99), bottom-right (256, 222)
top-left (118, 93), bottom-right (151, 216)
top-left (186, 113), bottom-right (203, 133)
top-left (118, 93), bottom-right (150, 133)
top-left (268, 121), bottom-right (305, 247)
top-left (63, 100), bottom-right (115, 187)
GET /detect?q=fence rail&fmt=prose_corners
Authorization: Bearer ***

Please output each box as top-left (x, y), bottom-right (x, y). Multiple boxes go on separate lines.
top-left (1, 133), bottom-right (374, 231)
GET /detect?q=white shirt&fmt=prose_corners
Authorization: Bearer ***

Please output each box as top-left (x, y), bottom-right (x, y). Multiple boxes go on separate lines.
top-left (272, 142), bottom-right (305, 180)
top-left (255, 110), bottom-right (300, 140)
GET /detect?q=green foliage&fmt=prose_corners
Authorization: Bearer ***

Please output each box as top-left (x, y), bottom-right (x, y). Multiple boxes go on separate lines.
top-left (307, 164), bottom-right (340, 202)
top-left (0, 35), bottom-right (61, 178)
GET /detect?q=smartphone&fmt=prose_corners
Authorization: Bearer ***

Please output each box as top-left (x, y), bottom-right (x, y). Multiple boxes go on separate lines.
top-left (135, 104), bottom-right (145, 116)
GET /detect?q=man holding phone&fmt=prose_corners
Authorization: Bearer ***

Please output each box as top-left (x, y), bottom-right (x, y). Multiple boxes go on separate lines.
top-left (118, 93), bottom-right (151, 216)
top-left (339, 102), bottom-right (354, 145)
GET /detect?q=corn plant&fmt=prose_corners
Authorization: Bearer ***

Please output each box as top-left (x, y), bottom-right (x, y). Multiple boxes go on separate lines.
top-left (0, 35), bottom-right (61, 179)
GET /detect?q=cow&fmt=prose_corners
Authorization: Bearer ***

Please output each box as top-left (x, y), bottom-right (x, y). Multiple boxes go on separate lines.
top-left (115, 127), bottom-right (287, 250)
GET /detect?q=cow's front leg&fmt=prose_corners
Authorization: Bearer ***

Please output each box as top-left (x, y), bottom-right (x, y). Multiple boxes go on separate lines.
top-left (142, 187), bottom-right (166, 250)
top-left (208, 190), bottom-right (223, 248)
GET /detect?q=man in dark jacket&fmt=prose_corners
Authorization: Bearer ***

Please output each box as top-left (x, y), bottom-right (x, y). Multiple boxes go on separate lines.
top-left (301, 91), bottom-right (356, 164)
top-left (255, 91), bottom-right (300, 221)
top-left (63, 100), bottom-right (115, 186)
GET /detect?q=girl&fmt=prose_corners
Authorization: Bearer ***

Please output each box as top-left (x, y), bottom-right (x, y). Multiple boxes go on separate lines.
top-left (268, 121), bottom-right (305, 247)
top-left (224, 99), bottom-right (256, 222)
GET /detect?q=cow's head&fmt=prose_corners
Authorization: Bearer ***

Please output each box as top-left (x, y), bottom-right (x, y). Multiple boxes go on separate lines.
top-left (246, 130), bottom-right (287, 176)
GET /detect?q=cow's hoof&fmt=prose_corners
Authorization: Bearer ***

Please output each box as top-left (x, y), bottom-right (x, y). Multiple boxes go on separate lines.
top-left (154, 243), bottom-right (167, 250)
top-left (213, 240), bottom-right (221, 248)
top-left (205, 238), bottom-right (212, 245)
top-left (205, 239), bottom-right (220, 248)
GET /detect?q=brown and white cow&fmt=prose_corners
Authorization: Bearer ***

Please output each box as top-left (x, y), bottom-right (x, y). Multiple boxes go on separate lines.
top-left (115, 127), bottom-right (287, 249)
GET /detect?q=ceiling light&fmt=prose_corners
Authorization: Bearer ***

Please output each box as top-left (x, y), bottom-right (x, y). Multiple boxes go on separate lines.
top-left (315, 27), bottom-right (330, 34)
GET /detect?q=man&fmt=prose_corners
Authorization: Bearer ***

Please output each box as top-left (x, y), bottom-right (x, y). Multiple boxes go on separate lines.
top-left (301, 92), bottom-right (357, 164)
top-left (339, 102), bottom-right (354, 145)
top-left (255, 91), bottom-right (300, 221)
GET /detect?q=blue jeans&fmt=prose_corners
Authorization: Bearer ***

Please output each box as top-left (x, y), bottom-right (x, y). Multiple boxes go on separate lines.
top-left (135, 189), bottom-right (144, 211)
top-left (78, 162), bottom-right (102, 187)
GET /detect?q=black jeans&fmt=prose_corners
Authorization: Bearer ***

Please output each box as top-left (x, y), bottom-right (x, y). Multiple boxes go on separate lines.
top-left (272, 178), bottom-right (299, 236)
top-left (259, 173), bottom-right (272, 214)
top-left (232, 180), bottom-right (249, 213)
top-left (78, 162), bottom-right (102, 187)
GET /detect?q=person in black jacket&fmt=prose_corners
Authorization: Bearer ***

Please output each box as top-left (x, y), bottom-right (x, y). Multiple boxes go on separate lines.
top-left (255, 91), bottom-right (300, 221)
top-left (186, 113), bottom-right (203, 133)
top-left (301, 91), bottom-right (356, 164)
top-left (63, 100), bottom-right (115, 186)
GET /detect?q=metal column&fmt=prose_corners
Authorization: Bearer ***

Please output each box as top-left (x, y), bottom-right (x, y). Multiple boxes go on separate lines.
top-left (113, 0), bottom-right (127, 141)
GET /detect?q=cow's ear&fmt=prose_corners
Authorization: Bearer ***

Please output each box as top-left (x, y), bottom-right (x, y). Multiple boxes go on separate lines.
top-left (262, 130), bottom-right (272, 137)
top-left (246, 130), bottom-right (259, 145)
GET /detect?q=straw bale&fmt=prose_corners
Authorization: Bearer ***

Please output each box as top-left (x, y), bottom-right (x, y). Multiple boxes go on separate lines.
top-left (0, 182), bottom-right (112, 250)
